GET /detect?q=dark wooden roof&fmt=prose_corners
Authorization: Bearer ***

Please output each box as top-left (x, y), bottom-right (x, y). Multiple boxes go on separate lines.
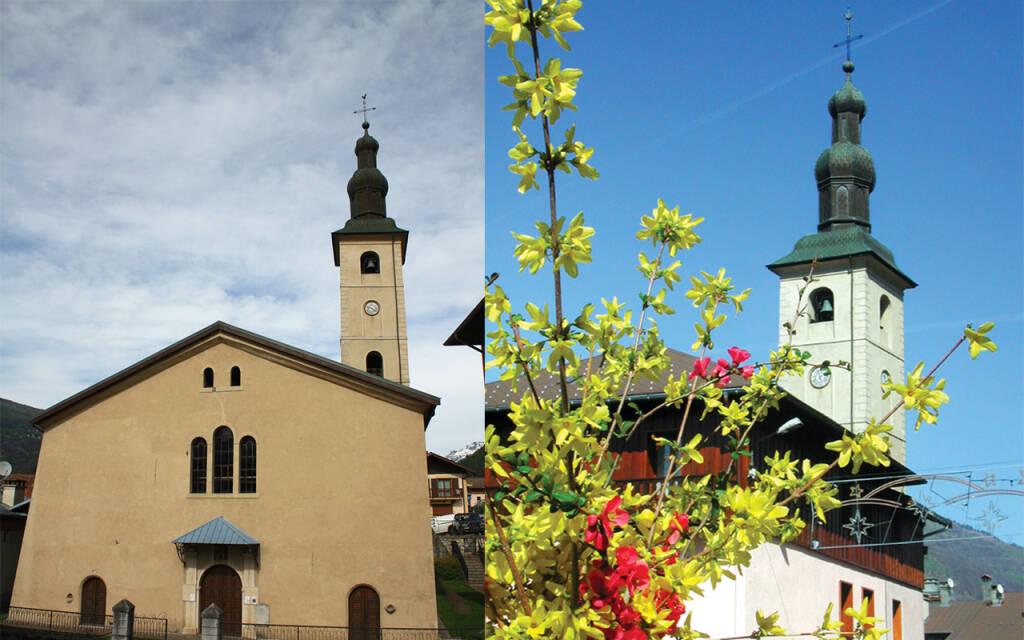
top-left (485, 348), bottom-right (746, 411)
top-left (427, 452), bottom-right (473, 476)
top-left (925, 592), bottom-right (1024, 639)
top-left (484, 347), bottom-right (915, 478)
top-left (444, 299), bottom-right (484, 348)
top-left (33, 321), bottom-right (439, 430)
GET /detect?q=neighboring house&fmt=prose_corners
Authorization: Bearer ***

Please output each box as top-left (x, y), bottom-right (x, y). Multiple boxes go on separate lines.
top-left (486, 59), bottom-right (935, 639)
top-left (925, 581), bottom-right (1022, 639)
top-left (0, 499), bottom-right (29, 614)
top-left (465, 476), bottom-right (486, 511)
top-left (9, 122), bottom-right (444, 634)
top-left (427, 452), bottom-right (471, 516)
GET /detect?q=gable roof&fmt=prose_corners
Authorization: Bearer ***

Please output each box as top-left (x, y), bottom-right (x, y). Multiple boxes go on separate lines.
top-left (33, 321), bottom-right (439, 430)
top-left (925, 592), bottom-right (1024, 639)
top-left (485, 346), bottom-right (915, 478)
top-left (173, 516), bottom-right (258, 545)
top-left (444, 299), bottom-right (484, 348)
top-left (427, 452), bottom-right (473, 476)
top-left (485, 348), bottom-right (747, 411)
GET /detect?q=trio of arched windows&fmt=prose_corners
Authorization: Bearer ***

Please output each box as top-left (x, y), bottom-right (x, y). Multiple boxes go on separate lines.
top-left (190, 427), bottom-right (256, 494)
top-left (202, 366), bottom-right (242, 389)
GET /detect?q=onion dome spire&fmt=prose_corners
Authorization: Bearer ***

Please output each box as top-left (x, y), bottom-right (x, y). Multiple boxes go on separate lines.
top-left (347, 120), bottom-right (389, 218)
top-left (332, 95), bottom-right (409, 267)
top-left (816, 11), bottom-right (873, 233)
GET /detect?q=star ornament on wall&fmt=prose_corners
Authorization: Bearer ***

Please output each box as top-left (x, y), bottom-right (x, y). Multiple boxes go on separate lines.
top-left (843, 509), bottom-right (876, 544)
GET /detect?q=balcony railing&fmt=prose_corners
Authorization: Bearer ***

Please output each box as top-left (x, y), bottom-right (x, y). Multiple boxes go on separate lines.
top-left (429, 487), bottom-right (461, 500)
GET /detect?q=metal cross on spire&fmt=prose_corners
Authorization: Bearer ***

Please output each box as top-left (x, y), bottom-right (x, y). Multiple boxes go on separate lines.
top-left (833, 9), bottom-right (864, 63)
top-left (353, 93), bottom-right (376, 125)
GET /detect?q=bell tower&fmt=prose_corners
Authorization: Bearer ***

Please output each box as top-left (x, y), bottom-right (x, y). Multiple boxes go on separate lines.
top-left (332, 116), bottom-right (410, 385)
top-left (767, 51), bottom-right (915, 463)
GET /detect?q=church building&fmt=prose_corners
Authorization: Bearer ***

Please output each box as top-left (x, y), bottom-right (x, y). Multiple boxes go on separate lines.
top-left (9, 121), bottom-right (442, 634)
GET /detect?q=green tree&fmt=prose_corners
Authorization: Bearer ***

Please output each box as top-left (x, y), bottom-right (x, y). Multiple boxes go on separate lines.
top-left (483, 2), bottom-right (996, 638)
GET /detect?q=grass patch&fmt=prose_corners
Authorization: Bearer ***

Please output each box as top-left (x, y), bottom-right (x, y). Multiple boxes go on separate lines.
top-left (436, 577), bottom-right (483, 640)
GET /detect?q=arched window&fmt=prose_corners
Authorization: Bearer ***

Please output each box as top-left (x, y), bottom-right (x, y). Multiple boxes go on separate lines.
top-left (80, 577), bottom-right (106, 626)
top-left (810, 288), bottom-right (835, 323)
top-left (360, 251), bottom-right (380, 274)
top-left (190, 438), bottom-right (207, 494)
top-left (240, 436), bottom-right (256, 494)
top-left (203, 367), bottom-right (214, 389)
top-left (230, 366), bottom-right (241, 387)
top-left (835, 186), bottom-right (849, 216)
top-left (213, 426), bottom-right (233, 494)
top-left (366, 351), bottom-right (384, 377)
top-left (879, 295), bottom-right (892, 347)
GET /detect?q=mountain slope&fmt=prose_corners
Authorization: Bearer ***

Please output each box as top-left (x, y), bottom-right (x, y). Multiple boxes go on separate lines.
top-left (925, 520), bottom-right (1024, 600)
top-left (0, 398), bottom-right (43, 473)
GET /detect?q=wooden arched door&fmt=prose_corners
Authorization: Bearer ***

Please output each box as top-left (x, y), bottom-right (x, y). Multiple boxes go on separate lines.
top-left (80, 577), bottom-right (106, 626)
top-left (348, 585), bottom-right (380, 640)
top-left (199, 565), bottom-right (242, 636)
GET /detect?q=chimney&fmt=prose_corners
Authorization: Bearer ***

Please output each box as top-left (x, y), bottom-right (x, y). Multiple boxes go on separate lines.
top-left (1, 480), bottom-right (24, 507)
top-left (938, 578), bottom-right (954, 607)
top-left (981, 575), bottom-right (1004, 607)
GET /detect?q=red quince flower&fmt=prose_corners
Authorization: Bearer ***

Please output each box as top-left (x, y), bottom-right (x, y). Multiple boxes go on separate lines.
top-left (585, 496), bottom-right (630, 552)
top-left (728, 346), bottom-right (751, 366)
top-left (613, 545), bottom-right (650, 594)
top-left (654, 589), bottom-right (686, 630)
top-left (665, 512), bottom-right (689, 546)
top-left (689, 356), bottom-right (711, 380)
top-left (741, 365), bottom-right (755, 379)
top-left (583, 560), bottom-right (622, 609)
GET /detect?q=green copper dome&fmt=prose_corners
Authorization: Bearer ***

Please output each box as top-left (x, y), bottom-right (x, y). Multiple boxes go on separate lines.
top-left (815, 141), bottom-right (875, 186)
top-left (828, 78), bottom-right (867, 119)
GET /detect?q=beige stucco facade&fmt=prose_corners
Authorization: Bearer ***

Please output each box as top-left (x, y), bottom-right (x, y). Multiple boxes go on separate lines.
top-left (338, 234), bottom-right (410, 385)
top-left (11, 326), bottom-right (439, 632)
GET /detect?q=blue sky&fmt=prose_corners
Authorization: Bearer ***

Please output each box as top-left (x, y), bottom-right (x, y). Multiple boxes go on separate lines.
top-left (485, 2), bottom-right (1023, 544)
top-left (0, 1), bottom-right (483, 455)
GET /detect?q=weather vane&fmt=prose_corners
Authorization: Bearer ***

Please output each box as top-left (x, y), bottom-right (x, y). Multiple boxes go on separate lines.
top-left (354, 93), bottom-right (376, 125)
top-left (833, 9), bottom-right (864, 63)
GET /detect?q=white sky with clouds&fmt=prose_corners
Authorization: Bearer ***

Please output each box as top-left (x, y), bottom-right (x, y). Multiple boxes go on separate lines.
top-left (0, 1), bottom-right (483, 455)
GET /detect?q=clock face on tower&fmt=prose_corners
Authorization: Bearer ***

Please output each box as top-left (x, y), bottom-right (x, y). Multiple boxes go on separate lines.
top-left (364, 300), bottom-right (380, 316)
top-left (809, 366), bottom-right (832, 389)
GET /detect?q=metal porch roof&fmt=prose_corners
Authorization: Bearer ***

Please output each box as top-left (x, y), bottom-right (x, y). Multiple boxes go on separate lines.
top-left (172, 516), bottom-right (258, 546)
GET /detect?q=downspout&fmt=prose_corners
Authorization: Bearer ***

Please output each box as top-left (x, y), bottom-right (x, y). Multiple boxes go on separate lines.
top-left (393, 239), bottom-right (405, 384)
top-left (850, 256), bottom-right (855, 433)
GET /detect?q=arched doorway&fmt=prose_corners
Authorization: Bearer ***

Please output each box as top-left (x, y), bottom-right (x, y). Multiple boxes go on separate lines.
top-left (80, 577), bottom-right (106, 626)
top-left (199, 565), bottom-right (242, 636)
top-left (348, 585), bottom-right (380, 640)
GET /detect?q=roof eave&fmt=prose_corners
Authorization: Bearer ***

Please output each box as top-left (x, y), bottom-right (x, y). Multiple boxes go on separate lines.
top-left (332, 227), bottom-right (409, 265)
top-left (34, 321), bottom-right (439, 430)
top-left (767, 250), bottom-right (917, 290)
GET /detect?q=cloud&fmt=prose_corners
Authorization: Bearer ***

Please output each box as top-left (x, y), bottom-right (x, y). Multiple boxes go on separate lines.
top-left (0, 0), bottom-right (483, 454)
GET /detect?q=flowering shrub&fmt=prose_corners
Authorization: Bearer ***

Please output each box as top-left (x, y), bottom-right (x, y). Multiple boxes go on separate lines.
top-left (483, 2), bottom-right (996, 638)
